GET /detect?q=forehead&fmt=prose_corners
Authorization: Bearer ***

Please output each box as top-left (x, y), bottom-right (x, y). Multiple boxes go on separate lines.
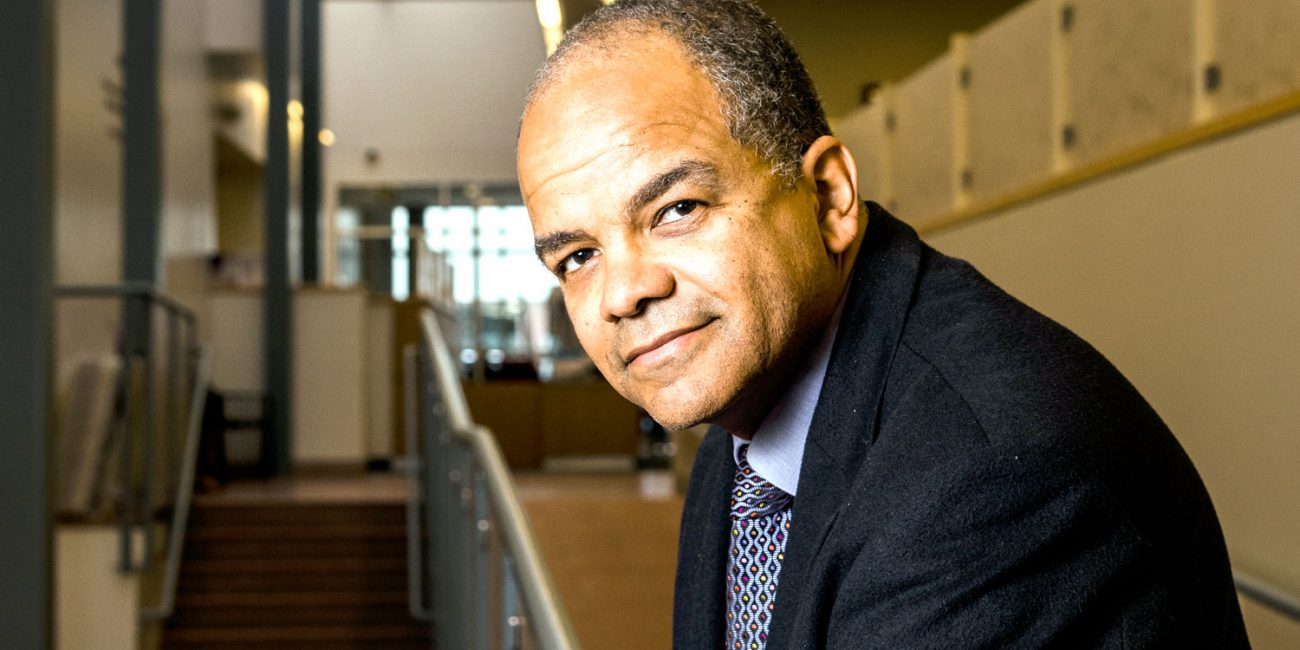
top-left (517, 35), bottom-right (743, 209)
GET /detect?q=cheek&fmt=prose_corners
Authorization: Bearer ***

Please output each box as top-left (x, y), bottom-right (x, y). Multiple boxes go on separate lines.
top-left (565, 293), bottom-right (614, 364)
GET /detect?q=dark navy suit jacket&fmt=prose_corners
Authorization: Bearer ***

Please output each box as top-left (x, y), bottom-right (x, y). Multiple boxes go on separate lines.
top-left (673, 206), bottom-right (1248, 648)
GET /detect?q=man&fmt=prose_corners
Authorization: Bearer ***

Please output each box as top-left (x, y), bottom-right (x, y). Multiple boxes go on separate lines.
top-left (517, 0), bottom-right (1248, 647)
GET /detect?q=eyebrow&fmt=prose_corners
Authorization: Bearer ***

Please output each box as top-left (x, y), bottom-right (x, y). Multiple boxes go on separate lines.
top-left (625, 159), bottom-right (720, 220)
top-left (532, 159), bottom-right (721, 264)
top-left (534, 230), bottom-right (590, 264)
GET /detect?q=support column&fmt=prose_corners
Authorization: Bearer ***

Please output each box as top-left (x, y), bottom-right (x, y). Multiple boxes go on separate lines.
top-left (121, 0), bottom-right (162, 568)
top-left (264, 0), bottom-right (293, 476)
top-left (301, 0), bottom-right (322, 284)
top-left (122, 0), bottom-right (161, 287)
top-left (405, 203), bottom-right (426, 299)
top-left (0, 0), bottom-right (53, 646)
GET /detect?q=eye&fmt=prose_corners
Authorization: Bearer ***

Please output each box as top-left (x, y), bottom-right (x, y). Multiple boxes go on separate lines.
top-left (656, 200), bottom-right (702, 226)
top-left (558, 247), bottom-right (599, 276)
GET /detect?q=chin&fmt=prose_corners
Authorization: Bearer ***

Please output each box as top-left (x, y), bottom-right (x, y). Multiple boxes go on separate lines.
top-left (645, 409), bottom-right (707, 433)
top-left (620, 365), bottom-right (761, 434)
top-left (637, 387), bottom-right (732, 433)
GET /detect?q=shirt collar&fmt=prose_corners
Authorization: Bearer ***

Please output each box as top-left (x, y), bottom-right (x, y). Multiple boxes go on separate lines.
top-left (732, 291), bottom-right (847, 496)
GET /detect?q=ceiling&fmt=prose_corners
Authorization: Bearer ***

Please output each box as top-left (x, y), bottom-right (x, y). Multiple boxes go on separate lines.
top-left (323, 0), bottom-right (547, 184)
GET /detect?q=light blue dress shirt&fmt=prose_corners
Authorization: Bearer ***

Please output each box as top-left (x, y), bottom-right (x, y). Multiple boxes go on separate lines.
top-left (731, 296), bottom-right (846, 496)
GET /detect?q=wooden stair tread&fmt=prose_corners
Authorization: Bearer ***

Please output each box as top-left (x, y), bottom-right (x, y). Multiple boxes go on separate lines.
top-left (177, 591), bottom-right (408, 608)
top-left (181, 557), bottom-right (406, 574)
top-left (163, 625), bottom-right (428, 642)
top-left (188, 504), bottom-right (405, 526)
top-left (164, 499), bottom-right (428, 649)
top-left (186, 524), bottom-right (407, 540)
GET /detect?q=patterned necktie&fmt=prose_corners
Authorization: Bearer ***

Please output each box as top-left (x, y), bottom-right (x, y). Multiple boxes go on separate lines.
top-left (727, 444), bottom-right (793, 650)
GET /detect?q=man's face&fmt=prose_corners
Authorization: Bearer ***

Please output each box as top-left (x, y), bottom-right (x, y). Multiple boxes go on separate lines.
top-left (517, 35), bottom-right (844, 433)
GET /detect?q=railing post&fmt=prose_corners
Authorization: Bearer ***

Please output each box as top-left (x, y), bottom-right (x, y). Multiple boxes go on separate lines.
top-left (504, 555), bottom-right (524, 650)
top-left (167, 307), bottom-right (181, 494)
top-left (117, 351), bottom-right (138, 572)
top-left (474, 466), bottom-right (492, 649)
top-left (415, 309), bottom-right (580, 649)
top-left (140, 348), bottom-right (211, 622)
top-left (139, 299), bottom-right (157, 571)
top-left (402, 345), bottom-right (431, 621)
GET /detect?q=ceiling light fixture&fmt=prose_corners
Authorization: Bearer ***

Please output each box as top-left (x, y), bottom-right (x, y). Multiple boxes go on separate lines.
top-left (535, 0), bottom-right (564, 56)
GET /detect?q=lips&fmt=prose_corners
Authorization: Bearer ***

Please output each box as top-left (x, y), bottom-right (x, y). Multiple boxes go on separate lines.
top-left (623, 321), bottom-right (712, 367)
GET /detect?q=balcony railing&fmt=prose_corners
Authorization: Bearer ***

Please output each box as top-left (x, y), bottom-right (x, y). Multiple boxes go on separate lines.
top-left (406, 307), bottom-right (580, 649)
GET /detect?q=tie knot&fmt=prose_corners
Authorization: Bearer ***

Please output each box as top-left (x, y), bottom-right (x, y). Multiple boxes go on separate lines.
top-left (731, 444), bottom-right (792, 519)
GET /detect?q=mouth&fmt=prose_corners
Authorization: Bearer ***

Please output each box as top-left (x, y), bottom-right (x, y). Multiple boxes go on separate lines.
top-left (623, 320), bottom-right (714, 368)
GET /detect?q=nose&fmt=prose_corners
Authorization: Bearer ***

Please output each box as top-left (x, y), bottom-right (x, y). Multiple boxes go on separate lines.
top-left (599, 245), bottom-right (674, 322)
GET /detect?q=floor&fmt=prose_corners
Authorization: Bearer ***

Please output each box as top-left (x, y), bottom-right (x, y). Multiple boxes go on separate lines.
top-left (206, 469), bottom-right (685, 650)
top-left (515, 471), bottom-right (684, 650)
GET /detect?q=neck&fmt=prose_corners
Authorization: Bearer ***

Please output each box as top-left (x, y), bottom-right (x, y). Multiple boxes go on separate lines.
top-left (713, 206), bottom-right (868, 438)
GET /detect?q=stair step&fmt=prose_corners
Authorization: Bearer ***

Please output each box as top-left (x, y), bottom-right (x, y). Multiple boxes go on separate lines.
top-left (162, 624), bottom-right (429, 645)
top-left (177, 591), bottom-right (408, 608)
top-left (189, 503), bottom-right (406, 528)
top-left (181, 557), bottom-right (406, 574)
top-left (168, 601), bottom-right (416, 628)
top-left (164, 641), bottom-right (430, 650)
top-left (164, 499), bottom-right (429, 649)
top-left (177, 571), bottom-right (407, 594)
top-left (184, 536), bottom-right (406, 560)
top-left (186, 524), bottom-right (407, 541)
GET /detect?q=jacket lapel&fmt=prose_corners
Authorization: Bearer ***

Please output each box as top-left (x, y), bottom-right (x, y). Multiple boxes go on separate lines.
top-left (673, 426), bottom-right (734, 648)
top-left (766, 205), bottom-right (924, 647)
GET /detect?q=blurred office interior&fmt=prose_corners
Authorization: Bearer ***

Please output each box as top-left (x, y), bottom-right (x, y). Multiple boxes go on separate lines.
top-left (3, 0), bottom-right (1299, 648)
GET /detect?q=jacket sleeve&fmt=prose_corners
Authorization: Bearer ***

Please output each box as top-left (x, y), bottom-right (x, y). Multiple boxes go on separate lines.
top-left (817, 444), bottom-right (1244, 649)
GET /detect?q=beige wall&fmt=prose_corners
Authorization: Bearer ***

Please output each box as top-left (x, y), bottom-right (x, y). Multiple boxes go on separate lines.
top-left (55, 527), bottom-right (139, 650)
top-left (55, 0), bottom-right (124, 286)
top-left (159, 0), bottom-right (218, 263)
top-left (293, 289), bottom-right (370, 465)
top-left (204, 288), bottom-right (375, 465)
top-left (1243, 597), bottom-right (1300, 648)
top-left (204, 289), bottom-right (264, 392)
top-left (53, 1), bottom-right (216, 641)
top-left (366, 298), bottom-right (395, 458)
top-left (54, 0), bottom-right (216, 287)
top-left (924, 111), bottom-right (1300, 620)
top-left (216, 136), bottom-right (265, 255)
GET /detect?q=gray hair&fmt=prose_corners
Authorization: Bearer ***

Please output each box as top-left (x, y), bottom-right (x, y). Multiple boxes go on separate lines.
top-left (525, 0), bottom-right (830, 185)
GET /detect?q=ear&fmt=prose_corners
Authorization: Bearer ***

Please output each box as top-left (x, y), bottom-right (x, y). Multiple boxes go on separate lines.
top-left (800, 135), bottom-right (861, 256)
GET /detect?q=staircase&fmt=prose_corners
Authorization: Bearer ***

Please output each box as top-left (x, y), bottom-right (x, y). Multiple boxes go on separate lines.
top-left (162, 500), bottom-right (431, 649)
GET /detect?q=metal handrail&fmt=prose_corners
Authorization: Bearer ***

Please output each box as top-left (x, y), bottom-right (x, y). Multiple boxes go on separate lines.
top-left (55, 284), bottom-right (200, 583)
top-left (140, 348), bottom-right (210, 622)
top-left (1235, 570), bottom-right (1300, 622)
top-left (55, 282), bottom-right (198, 325)
top-left (403, 344), bottom-right (432, 622)
top-left (462, 421), bottom-right (578, 648)
top-left (420, 310), bottom-right (473, 431)
top-left (415, 308), bottom-right (580, 649)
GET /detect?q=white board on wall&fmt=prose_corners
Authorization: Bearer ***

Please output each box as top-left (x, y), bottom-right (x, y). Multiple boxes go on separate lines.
top-left (836, 98), bottom-right (892, 209)
top-left (966, 0), bottom-right (1055, 203)
top-left (1214, 0), bottom-right (1300, 115)
top-left (891, 53), bottom-right (958, 225)
top-left (1064, 0), bottom-right (1197, 166)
